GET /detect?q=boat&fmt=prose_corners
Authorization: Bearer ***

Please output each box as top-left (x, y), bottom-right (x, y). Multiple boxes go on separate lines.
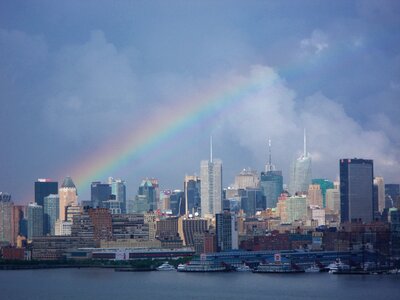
top-left (235, 264), bottom-right (252, 272)
top-left (156, 262), bottom-right (176, 271)
top-left (253, 262), bottom-right (304, 273)
top-left (328, 259), bottom-right (350, 274)
top-left (305, 264), bottom-right (321, 273)
top-left (176, 260), bottom-right (226, 272)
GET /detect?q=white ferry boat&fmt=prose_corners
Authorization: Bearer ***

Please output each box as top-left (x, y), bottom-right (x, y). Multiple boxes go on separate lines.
top-left (156, 262), bottom-right (176, 271)
top-left (235, 264), bottom-right (252, 272)
top-left (176, 260), bottom-right (226, 272)
top-left (305, 264), bottom-right (321, 273)
top-left (328, 259), bottom-right (350, 274)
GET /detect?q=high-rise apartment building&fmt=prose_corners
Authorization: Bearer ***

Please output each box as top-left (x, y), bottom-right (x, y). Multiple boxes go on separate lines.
top-left (200, 137), bottom-right (222, 219)
top-left (0, 193), bottom-right (13, 244)
top-left (184, 175), bottom-right (201, 215)
top-left (59, 177), bottom-right (78, 222)
top-left (289, 130), bottom-right (312, 195)
top-left (27, 203), bottom-right (43, 239)
top-left (340, 158), bottom-right (374, 223)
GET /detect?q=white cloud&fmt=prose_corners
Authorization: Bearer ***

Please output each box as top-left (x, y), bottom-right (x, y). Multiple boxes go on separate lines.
top-left (300, 29), bottom-right (329, 55)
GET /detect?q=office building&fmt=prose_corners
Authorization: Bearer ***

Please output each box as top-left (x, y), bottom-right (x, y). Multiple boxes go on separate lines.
top-left (108, 177), bottom-right (127, 213)
top-left (289, 130), bottom-right (312, 195)
top-left (326, 188), bottom-right (340, 214)
top-left (215, 211), bottom-right (238, 252)
top-left (240, 188), bottom-right (264, 217)
top-left (234, 168), bottom-right (259, 189)
top-left (43, 194), bottom-right (59, 235)
top-left (59, 177), bottom-right (78, 222)
top-left (374, 177), bottom-right (385, 213)
top-left (385, 184), bottom-right (399, 209)
top-left (91, 181), bottom-right (111, 208)
top-left (184, 175), bottom-right (201, 215)
top-left (260, 171), bottom-right (283, 209)
top-left (34, 179), bottom-right (58, 207)
top-left (312, 179), bottom-right (334, 208)
top-left (200, 137), bottom-right (223, 218)
top-left (285, 195), bottom-right (308, 224)
top-left (307, 184), bottom-right (323, 207)
top-left (170, 190), bottom-right (185, 216)
top-left (340, 158), bottom-right (374, 223)
top-left (134, 179), bottom-right (157, 213)
top-left (27, 203), bottom-right (43, 239)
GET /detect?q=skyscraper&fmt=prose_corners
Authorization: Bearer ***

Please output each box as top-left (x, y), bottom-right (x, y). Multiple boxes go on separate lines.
top-left (27, 203), bottom-right (43, 239)
top-left (135, 179), bottom-right (157, 213)
top-left (0, 193), bottom-right (13, 244)
top-left (289, 130), bottom-right (312, 195)
top-left (59, 177), bottom-right (78, 222)
top-left (340, 158), bottom-right (374, 223)
top-left (43, 194), bottom-right (59, 235)
top-left (34, 179), bottom-right (58, 207)
top-left (374, 177), bottom-right (385, 213)
top-left (215, 211), bottom-right (238, 252)
top-left (200, 137), bottom-right (222, 219)
top-left (108, 178), bottom-right (127, 213)
top-left (312, 179), bottom-right (334, 208)
top-left (385, 184), bottom-right (400, 209)
top-left (260, 139), bottom-right (283, 209)
top-left (91, 181), bottom-right (111, 208)
top-left (184, 175), bottom-right (201, 215)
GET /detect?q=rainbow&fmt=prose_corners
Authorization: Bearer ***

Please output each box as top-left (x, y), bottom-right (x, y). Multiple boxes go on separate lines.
top-left (65, 67), bottom-right (280, 192)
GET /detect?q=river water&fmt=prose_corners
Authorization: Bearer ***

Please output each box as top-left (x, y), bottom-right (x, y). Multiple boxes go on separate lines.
top-left (0, 268), bottom-right (399, 300)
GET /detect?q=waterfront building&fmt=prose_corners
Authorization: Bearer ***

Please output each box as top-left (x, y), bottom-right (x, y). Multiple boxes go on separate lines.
top-left (108, 177), bottom-right (127, 213)
top-left (43, 194), bottom-right (59, 235)
top-left (200, 137), bottom-right (223, 219)
top-left (27, 203), bottom-right (43, 239)
top-left (307, 184), bottom-right (323, 207)
top-left (178, 216), bottom-right (208, 246)
top-left (312, 179), bottom-right (334, 208)
top-left (215, 211), bottom-right (238, 252)
top-left (59, 177), bottom-right (78, 222)
top-left (91, 181), bottom-right (111, 209)
top-left (184, 175), bottom-right (201, 215)
top-left (288, 130), bottom-right (312, 195)
top-left (0, 193), bottom-right (13, 244)
top-left (340, 158), bottom-right (374, 223)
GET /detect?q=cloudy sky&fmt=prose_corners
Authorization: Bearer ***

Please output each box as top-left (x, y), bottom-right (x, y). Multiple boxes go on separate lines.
top-left (1, 0), bottom-right (399, 202)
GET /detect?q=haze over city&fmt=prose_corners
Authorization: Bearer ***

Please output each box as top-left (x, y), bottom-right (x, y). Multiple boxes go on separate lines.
top-left (1, 1), bottom-right (399, 202)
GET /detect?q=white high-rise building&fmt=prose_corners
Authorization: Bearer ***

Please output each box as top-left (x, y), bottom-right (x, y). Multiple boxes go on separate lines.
top-left (374, 176), bottom-right (385, 213)
top-left (200, 137), bottom-right (223, 219)
top-left (289, 129), bottom-right (312, 195)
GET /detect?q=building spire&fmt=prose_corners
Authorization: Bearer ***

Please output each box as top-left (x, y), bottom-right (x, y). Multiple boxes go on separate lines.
top-left (303, 128), bottom-right (307, 158)
top-left (265, 138), bottom-right (275, 172)
top-left (210, 135), bottom-right (213, 163)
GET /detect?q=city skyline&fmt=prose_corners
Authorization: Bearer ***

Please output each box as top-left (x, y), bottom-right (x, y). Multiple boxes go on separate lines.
top-left (1, 1), bottom-right (399, 202)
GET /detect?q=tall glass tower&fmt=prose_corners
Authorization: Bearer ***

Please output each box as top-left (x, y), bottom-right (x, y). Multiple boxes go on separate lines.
top-left (340, 158), bottom-right (374, 223)
top-left (200, 137), bottom-right (222, 219)
top-left (289, 130), bottom-right (312, 195)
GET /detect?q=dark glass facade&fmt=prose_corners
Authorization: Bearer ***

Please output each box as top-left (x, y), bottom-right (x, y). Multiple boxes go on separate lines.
top-left (260, 171), bottom-right (283, 208)
top-left (34, 180), bottom-right (58, 207)
top-left (184, 178), bottom-right (201, 215)
top-left (91, 182), bottom-right (111, 208)
top-left (340, 159), bottom-right (374, 223)
top-left (385, 184), bottom-right (400, 208)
